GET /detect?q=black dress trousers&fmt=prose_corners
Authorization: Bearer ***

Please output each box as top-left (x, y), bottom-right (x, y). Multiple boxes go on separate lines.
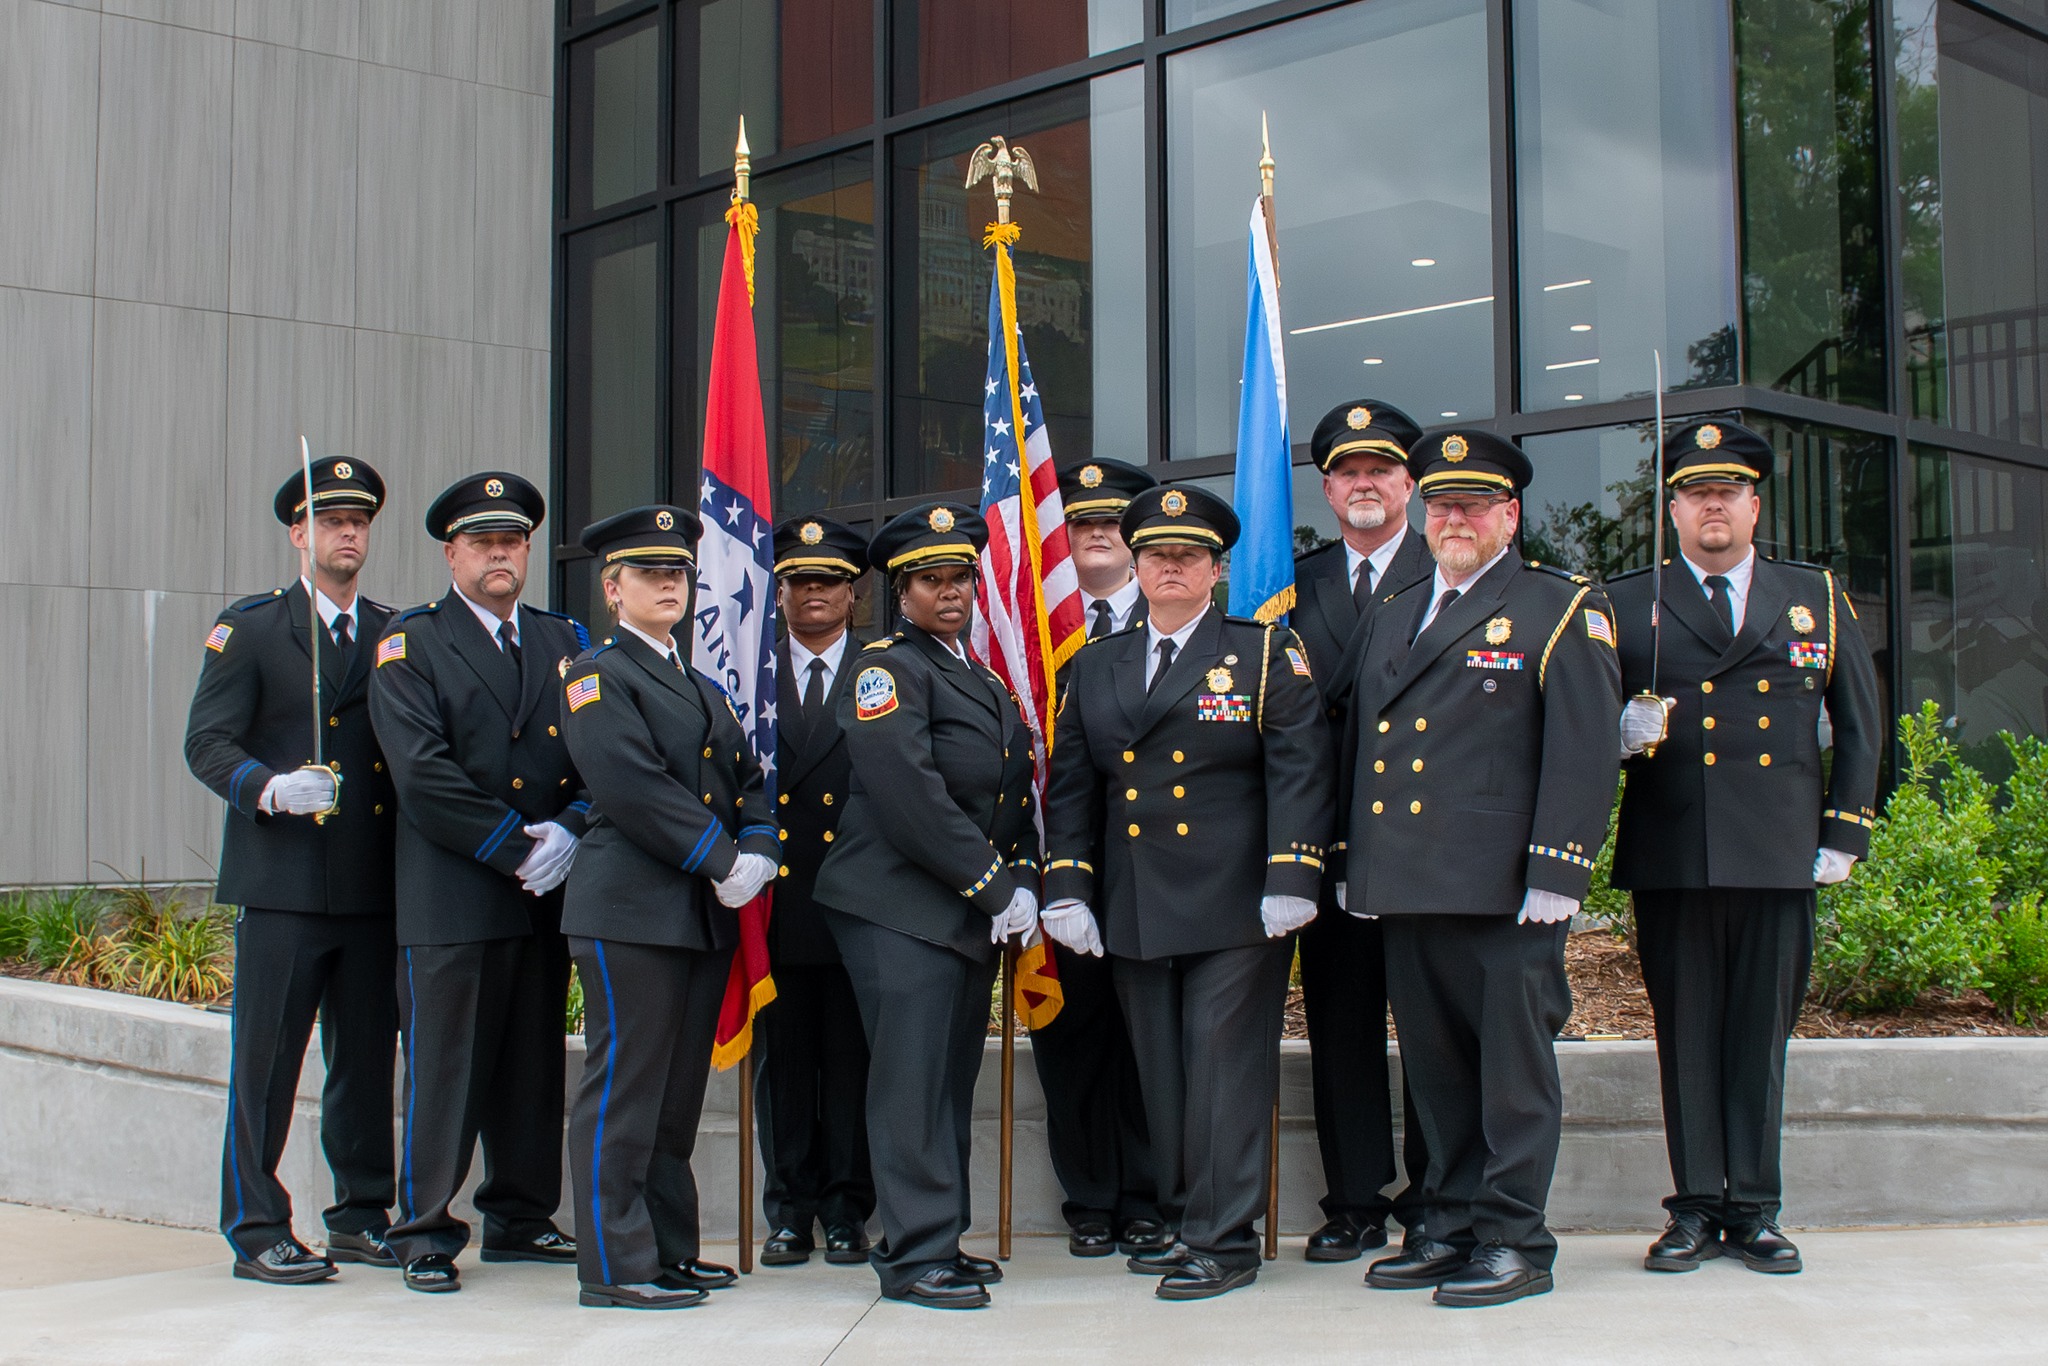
top-left (1113, 940), bottom-right (1292, 1270)
top-left (221, 908), bottom-right (396, 1256)
top-left (568, 936), bottom-right (732, 1286)
top-left (827, 909), bottom-right (998, 1298)
top-left (1382, 915), bottom-right (1573, 1270)
top-left (753, 960), bottom-right (876, 1234)
top-left (385, 931), bottom-right (570, 1263)
top-left (1028, 943), bottom-right (1158, 1230)
top-left (1633, 888), bottom-right (1815, 1224)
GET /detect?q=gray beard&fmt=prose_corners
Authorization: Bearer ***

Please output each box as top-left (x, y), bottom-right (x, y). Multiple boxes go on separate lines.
top-left (1344, 502), bottom-right (1388, 530)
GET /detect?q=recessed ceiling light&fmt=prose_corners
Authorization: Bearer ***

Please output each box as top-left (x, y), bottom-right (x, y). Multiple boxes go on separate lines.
top-left (1411, 258), bottom-right (1436, 267)
top-left (1440, 411), bottom-right (1458, 418)
top-left (1570, 324), bottom-right (1592, 333)
top-left (1362, 357), bottom-right (1383, 365)
top-left (1564, 393), bottom-right (1584, 401)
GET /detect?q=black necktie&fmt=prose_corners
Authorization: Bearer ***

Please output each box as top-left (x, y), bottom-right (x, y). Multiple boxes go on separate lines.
top-left (1414, 588), bottom-right (1459, 644)
top-left (1704, 575), bottom-right (1736, 637)
top-left (803, 657), bottom-right (827, 714)
top-left (1148, 638), bottom-right (1177, 694)
top-left (667, 649), bottom-right (684, 672)
top-left (1352, 559), bottom-right (1376, 612)
top-left (499, 621), bottom-right (522, 675)
top-left (1089, 599), bottom-right (1115, 640)
top-left (331, 613), bottom-right (352, 652)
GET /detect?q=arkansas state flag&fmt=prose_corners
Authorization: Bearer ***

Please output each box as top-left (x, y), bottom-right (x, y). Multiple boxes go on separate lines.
top-left (695, 198), bottom-right (779, 1070)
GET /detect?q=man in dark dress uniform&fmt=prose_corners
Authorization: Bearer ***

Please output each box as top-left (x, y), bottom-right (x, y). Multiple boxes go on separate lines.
top-left (1043, 484), bottom-right (1333, 1302)
top-left (1029, 458), bottom-right (1168, 1260)
top-left (186, 458), bottom-right (398, 1284)
top-left (1342, 431), bottom-right (1623, 1307)
top-left (369, 472), bottom-right (591, 1293)
top-left (1289, 401), bottom-right (1434, 1263)
top-left (756, 516), bottom-right (877, 1269)
top-left (1609, 420), bottom-right (1882, 1276)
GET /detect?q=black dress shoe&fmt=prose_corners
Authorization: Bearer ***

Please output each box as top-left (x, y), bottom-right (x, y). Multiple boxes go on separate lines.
top-left (480, 1229), bottom-right (577, 1263)
top-left (883, 1266), bottom-right (990, 1309)
top-left (1365, 1237), bottom-right (1466, 1289)
top-left (325, 1228), bottom-right (397, 1268)
top-left (1305, 1213), bottom-right (1389, 1263)
top-left (951, 1251), bottom-right (1003, 1284)
top-left (1645, 1211), bottom-right (1723, 1272)
top-left (1127, 1242), bottom-right (1192, 1276)
top-left (761, 1225), bottom-right (815, 1267)
top-left (232, 1238), bottom-right (337, 1285)
top-left (664, 1258), bottom-right (738, 1291)
top-left (580, 1280), bottom-right (707, 1310)
top-left (1068, 1216), bottom-right (1116, 1258)
top-left (1433, 1243), bottom-right (1553, 1307)
top-left (1723, 1219), bottom-right (1802, 1274)
top-left (1117, 1219), bottom-right (1172, 1256)
top-left (1155, 1252), bottom-right (1258, 1301)
top-left (402, 1253), bottom-right (460, 1293)
top-left (822, 1224), bottom-right (870, 1265)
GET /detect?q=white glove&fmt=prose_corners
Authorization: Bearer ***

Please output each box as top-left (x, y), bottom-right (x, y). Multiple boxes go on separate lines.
top-left (993, 886), bottom-right (1040, 944)
top-left (1813, 848), bottom-right (1858, 885)
top-left (714, 852), bottom-right (777, 907)
top-left (1517, 888), bottom-right (1579, 925)
top-left (1041, 899), bottom-right (1104, 957)
top-left (1260, 894), bottom-right (1318, 938)
top-left (516, 821), bottom-right (580, 894)
top-left (262, 766), bottom-right (337, 816)
top-left (1620, 696), bottom-right (1675, 756)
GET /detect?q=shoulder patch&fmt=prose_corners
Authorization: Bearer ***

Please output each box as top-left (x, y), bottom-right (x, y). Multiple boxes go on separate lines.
top-left (374, 633), bottom-right (407, 667)
top-left (1583, 608), bottom-right (1616, 646)
top-left (565, 673), bottom-right (601, 712)
top-left (1286, 645), bottom-right (1312, 678)
top-left (854, 665), bottom-right (898, 721)
top-left (205, 622), bottom-right (233, 652)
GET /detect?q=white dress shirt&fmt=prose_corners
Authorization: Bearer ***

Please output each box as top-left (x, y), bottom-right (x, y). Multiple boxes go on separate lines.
top-left (1144, 602), bottom-right (1210, 687)
top-left (1680, 549), bottom-right (1755, 633)
top-left (299, 578), bottom-right (358, 645)
top-left (1082, 575), bottom-right (1144, 634)
top-left (1414, 543), bottom-right (1514, 636)
top-left (1342, 523), bottom-right (1410, 598)
top-left (788, 630), bottom-right (850, 696)
top-left (454, 585), bottom-right (522, 650)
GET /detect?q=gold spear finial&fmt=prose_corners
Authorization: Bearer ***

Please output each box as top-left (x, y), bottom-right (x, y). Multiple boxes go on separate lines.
top-left (1259, 111), bottom-right (1275, 200)
top-left (733, 116), bottom-right (751, 205)
top-left (966, 135), bottom-right (1039, 226)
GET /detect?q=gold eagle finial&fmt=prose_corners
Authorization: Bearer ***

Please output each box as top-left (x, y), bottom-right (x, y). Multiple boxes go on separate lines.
top-left (966, 136), bottom-right (1039, 225)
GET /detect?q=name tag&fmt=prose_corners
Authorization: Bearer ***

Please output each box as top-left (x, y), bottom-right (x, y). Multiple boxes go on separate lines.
top-left (1197, 693), bottom-right (1252, 723)
top-left (1466, 650), bottom-right (1524, 670)
top-left (1787, 641), bottom-right (1828, 670)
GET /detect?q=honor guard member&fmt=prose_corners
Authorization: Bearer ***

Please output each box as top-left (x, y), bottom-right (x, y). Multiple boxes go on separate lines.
top-left (756, 516), bottom-right (877, 1269)
top-left (185, 458), bottom-right (398, 1284)
top-left (812, 504), bottom-right (1040, 1310)
top-left (1042, 484), bottom-right (1333, 1302)
top-left (559, 506), bottom-right (780, 1310)
top-left (1290, 401), bottom-right (1434, 1264)
top-left (369, 471), bottom-right (590, 1293)
top-left (1341, 430), bottom-right (1622, 1307)
top-left (1609, 421), bottom-right (1881, 1276)
top-left (1030, 458), bottom-right (1168, 1260)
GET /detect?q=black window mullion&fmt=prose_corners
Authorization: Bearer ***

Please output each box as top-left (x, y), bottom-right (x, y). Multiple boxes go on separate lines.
top-left (1488, 0), bottom-right (1518, 422)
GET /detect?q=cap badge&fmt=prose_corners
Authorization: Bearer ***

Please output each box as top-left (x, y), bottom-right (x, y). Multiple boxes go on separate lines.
top-left (332, 461), bottom-right (352, 480)
top-left (928, 507), bottom-right (956, 533)
top-left (1207, 667), bottom-right (1234, 693)
top-left (654, 510), bottom-right (675, 531)
top-left (484, 477), bottom-right (506, 498)
top-left (799, 521), bottom-right (824, 545)
top-left (1079, 465), bottom-right (1104, 488)
top-left (1347, 407), bottom-right (1372, 430)
top-left (1485, 616), bottom-right (1512, 645)
top-left (1443, 435), bottom-right (1469, 463)
top-left (1695, 425), bottom-right (1723, 450)
top-left (1161, 490), bottom-right (1188, 517)
top-left (1788, 604), bottom-right (1815, 635)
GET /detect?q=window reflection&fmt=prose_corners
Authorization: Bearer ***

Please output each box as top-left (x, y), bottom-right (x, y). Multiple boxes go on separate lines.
top-left (1520, 424), bottom-right (1664, 581)
top-left (1516, 0), bottom-right (1739, 409)
top-left (680, 0), bottom-right (874, 183)
top-left (1167, 0), bottom-right (1494, 462)
top-left (567, 12), bottom-right (661, 214)
top-left (563, 214), bottom-right (663, 538)
top-left (892, 0), bottom-right (1142, 110)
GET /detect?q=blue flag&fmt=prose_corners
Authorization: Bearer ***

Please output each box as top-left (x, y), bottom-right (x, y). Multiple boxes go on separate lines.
top-left (1229, 194), bottom-right (1294, 623)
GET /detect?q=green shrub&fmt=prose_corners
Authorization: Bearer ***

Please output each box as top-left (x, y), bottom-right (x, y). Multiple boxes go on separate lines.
top-left (565, 966), bottom-right (586, 1035)
top-left (1990, 732), bottom-right (2048, 896)
top-left (1813, 702), bottom-right (2001, 1013)
top-left (0, 890), bottom-right (30, 961)
top-left (1580, 776), bottom-right (1632, 941)
top-left (24, 888), bottom-right (107, 973)
top-left (1984, 892), bottom-right (2048, 1027)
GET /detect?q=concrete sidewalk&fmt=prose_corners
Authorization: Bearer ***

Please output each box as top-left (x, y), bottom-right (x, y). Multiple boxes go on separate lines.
top-left (2, 1204), bottom-right (2043, 1365)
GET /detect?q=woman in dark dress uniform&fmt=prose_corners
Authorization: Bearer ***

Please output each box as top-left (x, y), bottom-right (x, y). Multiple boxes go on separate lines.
top-left (558, 505), bottom-right (782, 1310)
top-left (812, 502), bottom-right (1041, 1310)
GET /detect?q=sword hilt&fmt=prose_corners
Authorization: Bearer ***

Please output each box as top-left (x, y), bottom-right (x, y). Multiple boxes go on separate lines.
top-left (301, 761), bottom-right (342, 824)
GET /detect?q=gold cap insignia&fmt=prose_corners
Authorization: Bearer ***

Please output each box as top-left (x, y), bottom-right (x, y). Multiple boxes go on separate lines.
top-left (655, 510), bottom-right (675, 531)
top-left (484, 477), bottom-right (506, 498)
top-left (1347, 407), bottom-right (1372, 430)
top-left (332, 461), bottom-right (352, 480)
top-left (1695, 424), bottom-right (1723, 450)
top-left (1443, 435), bottom-right (1469, 463)
top-left (1206, 667), bottom-right (1233, 693)
top-left (1161, 490), bottom-right (1188, 517)
top-left (1485, 616), bottom-right (1512, 645)
top-left (1788, 604), bottom-right (1815, 635)
top-left (929, 507), bottom-right (956, 533)
top-left (1079, 464), bottom-right (1103, 488)
top-left (799, 521), bottom-right (824, 545)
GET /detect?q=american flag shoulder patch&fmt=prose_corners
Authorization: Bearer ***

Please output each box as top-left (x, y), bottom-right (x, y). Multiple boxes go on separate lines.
top-left (374, 633), bottom-right (407, 667)
top-left (566, 673), bottom-right (601, 712)
top-left (1583, 609), bottom-right (1615, 646)
top-left (205, 623), bottom-right (233, 652)
top-left (1286, 646), bottom-right (1312, 678)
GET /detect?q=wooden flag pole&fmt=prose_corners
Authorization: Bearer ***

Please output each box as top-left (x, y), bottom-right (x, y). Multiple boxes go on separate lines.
top-left (999, 940), bottom-right (1017, 1260)
top-left (1265, 1082), bottom-right (1281, 1260)
top-left (738, 1044), bottom-right (756, 1273)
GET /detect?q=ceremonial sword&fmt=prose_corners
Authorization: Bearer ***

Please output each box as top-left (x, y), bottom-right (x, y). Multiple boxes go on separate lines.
top-left (300, 435), bottom-right (342, 821)
top-left (1638, 352), bottom-right (1670, 755)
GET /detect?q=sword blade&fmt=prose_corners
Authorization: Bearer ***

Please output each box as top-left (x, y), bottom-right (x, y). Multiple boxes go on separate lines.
top-left (301, 434), bottom-right (322, 769)
top-left (1649, 352), bottom-right (1666, 695)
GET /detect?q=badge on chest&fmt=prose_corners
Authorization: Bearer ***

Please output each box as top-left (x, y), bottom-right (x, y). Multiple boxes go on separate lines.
top-left (1466, 650), bottom-right (1524, 671)
top-left (1198, 694), bottom-right (1253, 723)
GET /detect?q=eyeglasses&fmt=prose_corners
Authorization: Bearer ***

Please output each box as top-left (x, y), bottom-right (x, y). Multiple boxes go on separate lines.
top-left (1423, 496), bottom-right (1511, 522)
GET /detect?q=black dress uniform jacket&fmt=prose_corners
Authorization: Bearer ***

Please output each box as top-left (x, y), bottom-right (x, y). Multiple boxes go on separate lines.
top-left (369, 597), bottom-right (593, 945)
top-left (771, 633), bottom-right (864, 965)
top-left (186, 583), bottom-right (396, 914)
top-left (1608, 557), bottom-right (1882, 889)
top-left (1292, 532), bottom-right (1433, 718)
top-left (560, 632), bottom-right (780, 944)
top-left (1045, 609), bottom-right (1333, 958)
top-left (1343, 557), bottom-right (1625, 914)
top-left (813, 627), bottom-right (1038, 958)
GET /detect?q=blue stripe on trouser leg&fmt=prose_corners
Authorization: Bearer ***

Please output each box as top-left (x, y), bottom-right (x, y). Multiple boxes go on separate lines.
top-left (590, 940), bottom-right (619, 1287)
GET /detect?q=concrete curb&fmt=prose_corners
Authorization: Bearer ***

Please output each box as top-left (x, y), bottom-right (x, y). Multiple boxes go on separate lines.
top-left (4, 976), bottom-right (2045, 1241)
